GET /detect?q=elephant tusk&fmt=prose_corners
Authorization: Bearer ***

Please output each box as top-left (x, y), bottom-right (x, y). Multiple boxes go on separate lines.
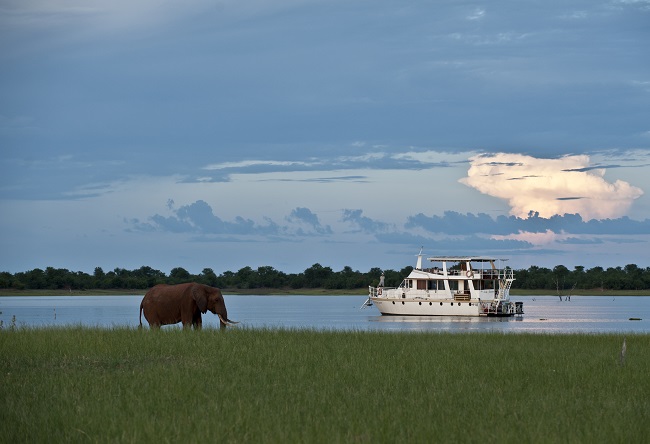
top-left (218, 314), bottom-right (239, 326)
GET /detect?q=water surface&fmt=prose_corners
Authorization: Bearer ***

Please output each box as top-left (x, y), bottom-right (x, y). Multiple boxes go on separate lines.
top-left (0, 295), bottom-right (648, 334)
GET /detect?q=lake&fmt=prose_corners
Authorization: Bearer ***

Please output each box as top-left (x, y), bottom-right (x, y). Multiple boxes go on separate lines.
top-left (0, 295), bottom-right (648, 334)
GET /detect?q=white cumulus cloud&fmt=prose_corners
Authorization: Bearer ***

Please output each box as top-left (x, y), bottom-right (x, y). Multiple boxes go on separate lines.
top-left (460, 153), bottom-right (644, 220)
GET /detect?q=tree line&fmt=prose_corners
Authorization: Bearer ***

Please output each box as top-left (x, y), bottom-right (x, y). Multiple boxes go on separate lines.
top-left (1, 263), bottom-right (649, 291)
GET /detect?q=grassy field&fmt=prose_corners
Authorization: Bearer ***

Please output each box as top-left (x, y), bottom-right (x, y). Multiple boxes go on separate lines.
top-left (1, 328), bottom-right (648, 443)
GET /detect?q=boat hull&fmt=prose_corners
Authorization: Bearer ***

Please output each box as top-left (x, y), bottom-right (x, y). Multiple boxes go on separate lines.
top-left (370, 297), bottom-right (518, 317)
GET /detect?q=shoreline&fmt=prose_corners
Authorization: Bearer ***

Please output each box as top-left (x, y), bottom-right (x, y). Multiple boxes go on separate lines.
top-left (0, 288), bottom-right (649, 297)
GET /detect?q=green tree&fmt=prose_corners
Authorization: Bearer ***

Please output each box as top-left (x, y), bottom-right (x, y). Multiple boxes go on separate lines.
top-left (199, 268), bottom-right (218, 287)
top-left (0, 271), bottom-right (16, 289)
top-left (134, 266), bottom-right (166, 288)
top-left (169, 267), bottom-right (191, 284)
top-left (45, 267), bottom-right (72, 290)
top-left (257, 266), bottom-right (286, 288)
top-left (303, 263), bottom-right (333, 288)
top-left (93, 267), bottom-right (106, 288)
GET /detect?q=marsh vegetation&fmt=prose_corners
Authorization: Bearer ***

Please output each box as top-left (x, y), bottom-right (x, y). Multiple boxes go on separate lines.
top-left (1, 328), bottom-right (648, 442)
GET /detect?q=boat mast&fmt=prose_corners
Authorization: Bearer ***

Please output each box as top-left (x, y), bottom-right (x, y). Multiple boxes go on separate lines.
top-left (415, 246), bottom-right (423, 270)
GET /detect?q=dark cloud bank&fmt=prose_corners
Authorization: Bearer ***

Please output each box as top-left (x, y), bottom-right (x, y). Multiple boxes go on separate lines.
top-left (129, 201), bottom-right (650, 242)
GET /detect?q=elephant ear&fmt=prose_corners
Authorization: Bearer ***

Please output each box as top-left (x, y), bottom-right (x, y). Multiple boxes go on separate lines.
top-left (192, 285), bottom-right (208, 313)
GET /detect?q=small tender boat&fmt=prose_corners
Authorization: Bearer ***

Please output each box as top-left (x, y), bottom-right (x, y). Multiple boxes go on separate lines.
top-left (363, 250), bottom-right (523, 317)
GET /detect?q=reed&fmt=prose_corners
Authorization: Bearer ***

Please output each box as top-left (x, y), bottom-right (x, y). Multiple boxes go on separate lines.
top-left (1, 328), bottom-right (648, 443)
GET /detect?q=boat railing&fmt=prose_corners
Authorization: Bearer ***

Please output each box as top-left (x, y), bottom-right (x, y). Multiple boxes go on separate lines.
top-left (479, 300), bottom-right (515, 315)
top-left (368, 286), bottom-right (398, 298)
top-left (500, 268), bottom-right (514, 280)
top-left (424, 269), bottom-right (509, 279)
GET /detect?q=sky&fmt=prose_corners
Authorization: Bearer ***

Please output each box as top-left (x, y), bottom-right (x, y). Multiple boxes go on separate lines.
top-left (1, 0), bottom-right (649, 277)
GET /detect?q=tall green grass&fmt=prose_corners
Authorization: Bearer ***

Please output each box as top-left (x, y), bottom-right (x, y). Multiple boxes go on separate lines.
top-left (1, 328), bottom-right (648, 443)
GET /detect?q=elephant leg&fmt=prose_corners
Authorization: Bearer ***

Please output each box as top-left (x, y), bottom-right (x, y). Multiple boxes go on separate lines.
top-left (181, 310), bottom-right (197, 329)
top-left (192, 312), bottom-right (202, 330)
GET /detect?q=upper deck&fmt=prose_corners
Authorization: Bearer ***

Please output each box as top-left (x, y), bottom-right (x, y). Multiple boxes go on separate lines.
top-left (426, 256), bottom-right (508, 263)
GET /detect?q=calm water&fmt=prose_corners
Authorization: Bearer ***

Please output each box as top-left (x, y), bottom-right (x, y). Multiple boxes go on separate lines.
top-left (0, 295), bottom-right (648, 334)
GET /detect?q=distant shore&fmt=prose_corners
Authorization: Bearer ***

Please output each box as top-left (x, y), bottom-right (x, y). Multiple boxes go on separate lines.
top-left (1, 288), bottom-right (649, 296)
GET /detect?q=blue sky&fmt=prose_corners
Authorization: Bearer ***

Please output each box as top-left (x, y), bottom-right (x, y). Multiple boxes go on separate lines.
top-left (1, 0), bottom-right (649, 276)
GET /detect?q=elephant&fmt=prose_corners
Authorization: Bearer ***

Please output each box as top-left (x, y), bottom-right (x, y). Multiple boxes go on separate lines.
top-left (139, 283), bottom-right (238, 329)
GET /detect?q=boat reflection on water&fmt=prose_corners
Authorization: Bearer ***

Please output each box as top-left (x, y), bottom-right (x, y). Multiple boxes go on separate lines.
top-left (368, 314), bottom-right (525, 332)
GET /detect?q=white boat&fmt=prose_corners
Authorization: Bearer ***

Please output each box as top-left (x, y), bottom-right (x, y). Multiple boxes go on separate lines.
top-left (364, 251), bottom-right (523, 317)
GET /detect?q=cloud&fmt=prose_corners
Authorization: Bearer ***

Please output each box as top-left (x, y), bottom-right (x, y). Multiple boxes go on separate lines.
top-left (375, 233), bottom-right (532, 251)
top-left (196, 150), bottom-right (459, 184)
top-left (286, 207), bottom-right (332, 235)
top-left (0, 0), bottom-right (184, 32)
top-left (133, 200), bottom-right (281, 236)
top-left (261, 175), bottom-right (368, 184)
top-left (407, 212), bottom-right (504, 235)
top-left (445, 32), bottom-right (530, 46)
top-left (466, 8), bottom-right (486, 20)
top-left (559, 10), bottom-right (588, 20)
top-left (121, 200), bottom-right (649, 272)
top-left (460, 153), bottom-right (644, 220)
top-left (615, 0), bottom-right (650, 12)
top-left (491, 229), bottom-right (573, 246)
top-left (137, 201), bottom-right (650, 245)
top-left (0, 0), bottom-right (299, 31)
top-left (341, 209), bottom-right (393, 233)
top-left (204, 160), bottom-right (317, 171)
top-left (558, 237), bottom-right (604, 245)
top-left (407, 211), bottom-right (650, 236)
top-left (129, 200), bottom-right (339, 237)
top-left (562, 162), bottom-right (650, 172)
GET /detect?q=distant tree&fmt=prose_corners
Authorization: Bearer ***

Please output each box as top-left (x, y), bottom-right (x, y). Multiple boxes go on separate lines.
top-left (552, 265), bottom-right (571, 293)
top-left (93, 267), bottom-right (107, 288)
top-left (303, 263), bottom-right (333, 288)
top-left (337, 266), bottom-right (364, 289)
top-left (199, 268), bottom-right (218, 287)
top-left (288, 273), bottom-right (306, 289)
top-left (235, 266), bottom-right (257, 289)
top-left (0, 271), bottom-right (16, 289)
top-left (219, 270), bottom-right (236, 288)
top-left (257, 266), bottom-right (286, 288)
top-left (22, 268), bottom-right (47, 289)
top-left (134, 266), bottom-right (166, 288)
top-left (2, 261), bottom-right (650, 291)
top-left (604, 266), bottom-right (624, 290)
top-left (45, 267), bottom-right (73, 290)
top-left (169, 267), bottom-right (191, 284)
top-left (623, 264), bottom-right (644, 290)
